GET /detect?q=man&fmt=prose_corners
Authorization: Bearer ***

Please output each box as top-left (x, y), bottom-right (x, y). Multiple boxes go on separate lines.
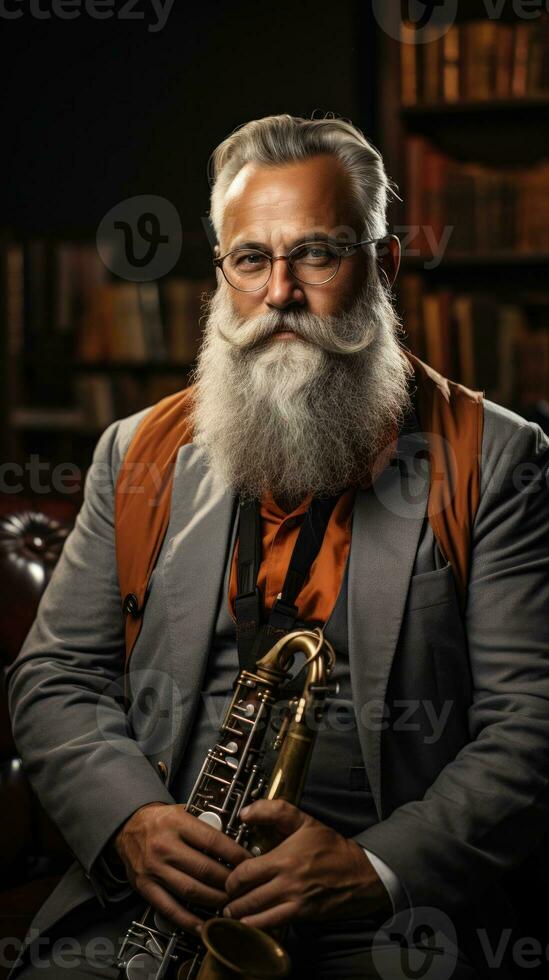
top-left (6, 114), bottom-right (549, 980)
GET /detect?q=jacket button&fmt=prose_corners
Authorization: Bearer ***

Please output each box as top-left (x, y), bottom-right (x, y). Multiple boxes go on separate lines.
top-left (157, 761), bottom-right (169, 782)
top-left (122, 593), bottom-right (140, 617)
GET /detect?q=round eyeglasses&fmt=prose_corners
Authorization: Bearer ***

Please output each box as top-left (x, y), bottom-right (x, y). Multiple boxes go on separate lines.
top-left (213, 236), bottom-right (390, 292)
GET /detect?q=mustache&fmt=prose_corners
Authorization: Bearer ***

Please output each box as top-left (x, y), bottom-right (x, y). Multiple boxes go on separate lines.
top-left (214, 302), bottom-right (376, 356)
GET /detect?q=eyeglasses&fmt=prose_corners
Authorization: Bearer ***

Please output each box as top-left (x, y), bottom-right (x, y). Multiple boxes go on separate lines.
top-left (213, 236), bottom-right (391, 292)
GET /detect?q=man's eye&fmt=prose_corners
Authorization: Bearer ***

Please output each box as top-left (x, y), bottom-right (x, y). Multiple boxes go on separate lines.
top-left (295, 245), bottom-right (335, 264)
top-left (236, 252), bottom-right (267, 266)
top-left (229, 251), bottom-right (269, 275)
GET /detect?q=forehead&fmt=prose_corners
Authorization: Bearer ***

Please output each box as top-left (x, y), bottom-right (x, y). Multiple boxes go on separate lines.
top-left (221, 153), bottom-right (359, 249)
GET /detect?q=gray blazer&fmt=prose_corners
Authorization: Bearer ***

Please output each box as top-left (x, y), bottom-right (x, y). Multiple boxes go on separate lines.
top-left (6, 397), bottom-right (549, 954)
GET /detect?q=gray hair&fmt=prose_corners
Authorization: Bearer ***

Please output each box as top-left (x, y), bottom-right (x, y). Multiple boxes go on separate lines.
top-left (208, 113), bottom-right (400, 244)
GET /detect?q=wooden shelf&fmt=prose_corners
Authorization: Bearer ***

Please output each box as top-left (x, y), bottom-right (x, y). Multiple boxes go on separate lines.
top-left (16, 354), bottom-right (195, 373)
top-left (402, 252), bottom-right (549, 269)
top-left (73, 360), bottom-right (194, 373)
top-left (401, 96), bottom-right (549, 118)
top-left (10, 408), bottom-right (98, 433)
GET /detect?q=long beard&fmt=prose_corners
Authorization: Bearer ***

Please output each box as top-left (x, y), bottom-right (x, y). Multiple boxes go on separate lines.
top-left (191, 275), bottom-right (414, 506)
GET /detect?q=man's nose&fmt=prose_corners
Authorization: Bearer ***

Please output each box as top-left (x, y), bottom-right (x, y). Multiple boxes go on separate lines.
top-left (265, 256), bottom-right (305, 309)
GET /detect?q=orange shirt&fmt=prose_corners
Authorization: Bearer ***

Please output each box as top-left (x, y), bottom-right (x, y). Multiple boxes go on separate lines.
top-left (228, 489), bottom-right (357, 626)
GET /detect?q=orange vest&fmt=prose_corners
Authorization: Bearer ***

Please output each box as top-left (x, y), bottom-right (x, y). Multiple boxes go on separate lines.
top-left (115, 352), bottom-right (484, 665)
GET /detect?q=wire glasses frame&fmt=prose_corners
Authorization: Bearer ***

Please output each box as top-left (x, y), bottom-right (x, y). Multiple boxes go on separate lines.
top-left (213, 235), bottom-right (392, 292)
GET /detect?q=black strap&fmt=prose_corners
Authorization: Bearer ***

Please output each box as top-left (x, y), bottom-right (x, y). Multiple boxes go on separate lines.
top-left (236, 498), bottom-right (262, 596)
top-left (234, 493), bottom-right (339, 670)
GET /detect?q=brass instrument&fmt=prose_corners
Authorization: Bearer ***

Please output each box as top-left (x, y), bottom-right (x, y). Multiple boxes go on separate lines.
top-left (116, 627), bottom-right (336, 980)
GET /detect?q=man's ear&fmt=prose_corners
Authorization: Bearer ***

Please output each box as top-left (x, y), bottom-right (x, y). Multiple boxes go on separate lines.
top-left (376, 234), bottom-right (401, 288)
top-left (214, 243), bottom-right (221, 259)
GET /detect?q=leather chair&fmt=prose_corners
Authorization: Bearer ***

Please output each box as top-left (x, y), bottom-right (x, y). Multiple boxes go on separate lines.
top-left (0, 500), bottom-right (78, 972)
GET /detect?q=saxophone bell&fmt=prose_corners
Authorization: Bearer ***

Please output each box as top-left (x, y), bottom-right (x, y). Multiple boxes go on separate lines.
top-left (195, 918), bottom-right (290, 979)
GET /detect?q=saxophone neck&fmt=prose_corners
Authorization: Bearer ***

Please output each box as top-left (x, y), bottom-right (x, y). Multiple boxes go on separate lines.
top-left (251, 628), bottom-right (336, 821)
top-left (256, 627), bottom-right (335, 683)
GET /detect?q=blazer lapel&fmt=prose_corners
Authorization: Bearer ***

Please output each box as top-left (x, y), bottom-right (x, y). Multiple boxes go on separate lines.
top-left (160, 443), bottom-right (237, 776)
top-left (348, 413), bottom-right (430, 818)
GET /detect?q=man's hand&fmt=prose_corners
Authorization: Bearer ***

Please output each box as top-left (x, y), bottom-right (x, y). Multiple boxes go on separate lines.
top-left (223, 800), bottom-right (392, 930)
top-left (114, 802), bottom-right (249, 933)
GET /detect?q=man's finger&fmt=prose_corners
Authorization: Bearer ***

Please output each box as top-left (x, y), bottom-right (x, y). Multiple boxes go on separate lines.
top-left (225, 854), bottom-right (277, 900)
top-left (240, 901), bottom-right (299, 932)
top-left (224, 877), bottom-right (286, 920)
top-left (142, 881), bottom-right (205, 933)
top-left (176, 808), bottom-right (250, 866)
top-left (160, 866), bottom-right (228, 910)
top-left (169, 841), bottom-right (232, 890)
top-left (239, 799), bottom-right (305, 837)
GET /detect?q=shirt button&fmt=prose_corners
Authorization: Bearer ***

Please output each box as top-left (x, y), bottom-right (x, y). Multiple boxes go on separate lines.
top-left (122, 593), bottom-right (140, 617)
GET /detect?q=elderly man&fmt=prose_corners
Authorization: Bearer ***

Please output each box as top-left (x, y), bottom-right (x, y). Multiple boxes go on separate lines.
top-left (7, 114), bottom-right (549, 980)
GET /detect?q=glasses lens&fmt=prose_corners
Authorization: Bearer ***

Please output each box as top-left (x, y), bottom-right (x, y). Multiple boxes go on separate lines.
top-left (223, 249), bottom-right (271, 290)
top-left (289, 243), bottom-right (340, 284)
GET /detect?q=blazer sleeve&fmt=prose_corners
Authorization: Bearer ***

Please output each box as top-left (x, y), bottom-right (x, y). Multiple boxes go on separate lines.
top-left (353, 407), bottom-right (549, 916)
top-left (6, 413), bottom-right (175, 889)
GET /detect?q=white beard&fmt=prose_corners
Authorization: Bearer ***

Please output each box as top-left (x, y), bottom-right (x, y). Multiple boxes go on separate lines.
top-left (191, 273), bottom-right (414, 507)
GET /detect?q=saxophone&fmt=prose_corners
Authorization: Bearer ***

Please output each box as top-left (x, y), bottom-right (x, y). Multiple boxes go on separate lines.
top-left (116, 627), bottom-right (336, 980)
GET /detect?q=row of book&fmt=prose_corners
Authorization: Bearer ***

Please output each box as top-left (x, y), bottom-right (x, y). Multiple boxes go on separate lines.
top-left (405, 137), bottom-right (549, 255)
top-left (78, 279), bottom-right (214, 363)
top-left (400, 275), bottom-right (549, 406)
top-left (10, 372), bottom-right (189, 434)
top-left (400, 16), bottom-right (549, 105)
top-left (4, 240), bottom-right (105, 356)
top-left (3, 239), bottom-right (215, 363)
top-left (74, 372), bottom-right (191, 430)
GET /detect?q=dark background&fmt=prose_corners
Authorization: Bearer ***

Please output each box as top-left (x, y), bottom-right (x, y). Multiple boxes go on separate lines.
top-left (0, 0), bottom-right (377, 271)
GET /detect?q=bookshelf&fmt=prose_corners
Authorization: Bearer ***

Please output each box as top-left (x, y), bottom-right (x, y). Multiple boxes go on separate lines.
top-left (376, 3), bottom-right (549, 428)
top-left (0, 235), bottom-right (214, 494)
top-left (2, 7), bottom-right (548, 496)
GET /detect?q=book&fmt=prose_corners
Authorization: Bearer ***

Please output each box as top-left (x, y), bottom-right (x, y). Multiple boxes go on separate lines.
top-left (512, 21), bottom-right (531, 98)
top-left (162, 277), bottom-right (213, 362)
top-left (463, 21), bottom-right (500, 101)
top-left (442, 25), bottom-right (460, 103)
top-left (400, 21), bottom-right (418, 106)
top-left (138, 281), bottom-right (166, 360)
top-left (404, 136), bottom-right (549, 256)
top-left (400, 16), bottom-right (549, 105)
top-left (6, 243), bottom-right (24, 357)
top-left (516, 325), bottom-right (549, 403)
top-left (398, 277), bottom-right (538, 407)
top-left (400, 272), bottom-right (425, 360)
top-left (423, 25), bottom-right (442, 103)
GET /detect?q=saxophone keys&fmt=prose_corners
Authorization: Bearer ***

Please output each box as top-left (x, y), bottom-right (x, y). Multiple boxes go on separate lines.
top-left (125, 950), bottom-right (161, 980)
top-left (153, 910), bottom-right (176, 936)
top-left (176, 959), bottom-right (197, 979)
top-left (197, 811), bottom-right (224, 832)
